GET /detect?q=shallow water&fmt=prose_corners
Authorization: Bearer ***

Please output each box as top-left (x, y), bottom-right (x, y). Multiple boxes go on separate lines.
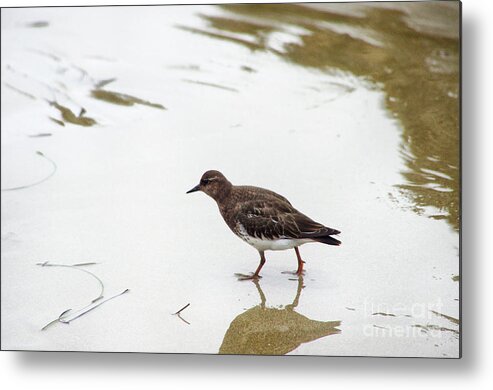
top-left (1, 3), bottom-right (459, 357)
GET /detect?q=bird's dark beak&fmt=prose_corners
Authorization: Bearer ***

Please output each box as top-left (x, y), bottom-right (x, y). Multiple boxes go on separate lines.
top-left (186, 184), bottom-right (201, 194)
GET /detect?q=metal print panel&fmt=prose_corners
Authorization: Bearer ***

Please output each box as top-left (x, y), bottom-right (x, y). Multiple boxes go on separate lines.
top-left (1, 1), bottom-right (460, 357)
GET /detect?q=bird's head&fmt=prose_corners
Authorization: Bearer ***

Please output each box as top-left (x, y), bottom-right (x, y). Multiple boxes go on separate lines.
top-left (186, 170), bottom-right (232, 201)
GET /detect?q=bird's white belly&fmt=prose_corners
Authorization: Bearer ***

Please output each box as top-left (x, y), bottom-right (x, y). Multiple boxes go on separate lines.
top-left (244, 236), bottom-right (311, 251)
top-left (235, 222), bottom-right (311, 251)
top-left (235, 223), bottom-right (313, 251)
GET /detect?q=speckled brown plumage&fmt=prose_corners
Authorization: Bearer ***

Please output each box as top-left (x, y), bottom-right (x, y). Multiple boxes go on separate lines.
top-left (187, 170), bottom-right (341, 280)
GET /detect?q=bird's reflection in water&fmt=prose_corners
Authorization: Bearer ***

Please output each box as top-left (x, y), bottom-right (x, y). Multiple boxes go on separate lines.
top-left (219, 277), bottom-right (341, 355)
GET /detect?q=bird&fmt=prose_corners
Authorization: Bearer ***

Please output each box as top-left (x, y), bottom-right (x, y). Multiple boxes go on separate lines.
top-left (186, 170), bottom-right (341, 280)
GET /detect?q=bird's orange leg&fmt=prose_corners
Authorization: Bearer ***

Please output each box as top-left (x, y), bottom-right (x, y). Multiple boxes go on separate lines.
top-left (253, 252), bottom-right (266, 277)
top-left (294, 247), bottom-right (305, 276)
top-left (236, 251), bottom-right (266, 281)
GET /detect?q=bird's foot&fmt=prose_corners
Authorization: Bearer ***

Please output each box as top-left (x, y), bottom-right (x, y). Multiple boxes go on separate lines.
top-left (281, 270), bottom-right (306, 276)
top-left (234, 272), bottom-right (262, 281)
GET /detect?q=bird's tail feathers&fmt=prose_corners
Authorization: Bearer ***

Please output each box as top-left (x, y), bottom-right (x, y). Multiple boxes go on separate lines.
top-left (312, 235), bottom-right (341, 246)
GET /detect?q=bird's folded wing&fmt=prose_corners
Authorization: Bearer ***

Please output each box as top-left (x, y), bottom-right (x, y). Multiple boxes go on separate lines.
top-left (236, 200), bottom-right (338, 240)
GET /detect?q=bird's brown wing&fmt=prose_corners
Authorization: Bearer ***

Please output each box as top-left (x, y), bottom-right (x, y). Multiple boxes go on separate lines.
top-left (235, 185), bottom-right (292, 205)
top-left (236, 199), bottom-right (339, 240)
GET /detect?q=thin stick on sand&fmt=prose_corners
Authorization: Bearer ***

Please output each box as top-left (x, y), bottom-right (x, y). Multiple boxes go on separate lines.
top-left (173, 303), bottom-right (191, 325)
top-left (2, 151), bottom-right (57, 191)
top-left (38, 261), bottom-right (129, 331)
top-left (173, 303), bottom-right (190, 315)
top-left (37, 261), bottom-right (104, 303)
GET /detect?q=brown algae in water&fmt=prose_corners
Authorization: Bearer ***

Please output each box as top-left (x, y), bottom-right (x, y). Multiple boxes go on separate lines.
top-left (50, 102), bottom-right (97, 127)
top-left (431, 310), bottom-right (459, 325)
top-left (182, 79), bottom-right (239, 93)
top-left (49, 117), bottom-right (65, 127)
top-left (91, 89), bottom-right (166, 110)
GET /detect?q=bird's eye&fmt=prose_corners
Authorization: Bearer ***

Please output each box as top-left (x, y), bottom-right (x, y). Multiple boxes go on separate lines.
top-left (201, 179), bottom-right (209, 185)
